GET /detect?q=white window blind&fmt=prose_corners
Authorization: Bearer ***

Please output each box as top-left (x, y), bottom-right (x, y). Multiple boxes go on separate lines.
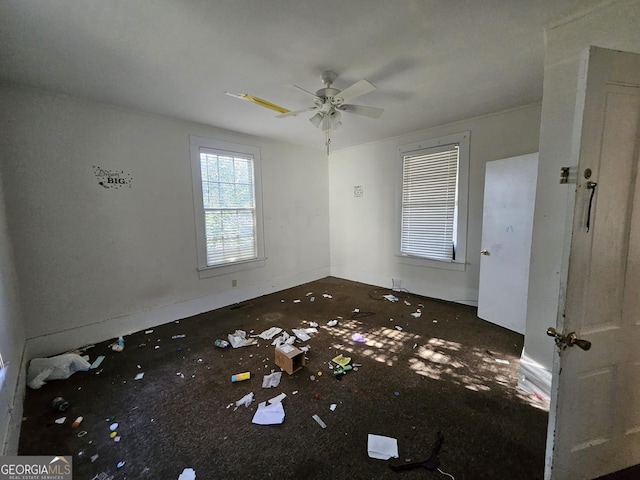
top-left (200, 150), bottom-right (257, 266)
top-left (401, 144), bottom-right (459, 261)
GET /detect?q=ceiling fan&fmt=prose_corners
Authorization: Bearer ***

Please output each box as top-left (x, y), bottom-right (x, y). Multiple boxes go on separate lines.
top-left (226, 71), bottom-right (383, 151)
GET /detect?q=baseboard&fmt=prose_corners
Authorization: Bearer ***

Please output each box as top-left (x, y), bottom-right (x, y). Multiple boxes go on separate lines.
top-left (25, 267), bottom-right (330, 360)
top-left (518, 347), bottom-right (552, 402)
top-left (329, 267), bottom-right (479, 306)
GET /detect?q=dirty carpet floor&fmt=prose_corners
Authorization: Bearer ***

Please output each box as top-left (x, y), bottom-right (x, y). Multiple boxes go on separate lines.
top-left (19, 277), bottom-right (549, 480)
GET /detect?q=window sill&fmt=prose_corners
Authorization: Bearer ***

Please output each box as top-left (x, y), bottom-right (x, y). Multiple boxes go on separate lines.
top-left (395, 254), bottom-right (466, 271)
top-left (197, 257), bottom-right (266, 279)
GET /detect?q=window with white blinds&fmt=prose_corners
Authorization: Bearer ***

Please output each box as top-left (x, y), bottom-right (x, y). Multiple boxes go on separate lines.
top-left (398, 132), bottom-right (469, 268)
top-left (200, 150), bottom-right (256, 265)
top-left (190, 136), bottom-right (265, 278)
top-left (401, 144), bottom-right (459, 261)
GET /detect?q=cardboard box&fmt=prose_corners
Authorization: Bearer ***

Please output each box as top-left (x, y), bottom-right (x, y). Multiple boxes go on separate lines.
top-left (275, 344), bottom-right (306, 375)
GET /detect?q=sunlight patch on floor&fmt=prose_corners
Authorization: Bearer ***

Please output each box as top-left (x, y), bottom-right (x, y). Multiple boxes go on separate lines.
top-left (318, 318), bottom-right (547, 410)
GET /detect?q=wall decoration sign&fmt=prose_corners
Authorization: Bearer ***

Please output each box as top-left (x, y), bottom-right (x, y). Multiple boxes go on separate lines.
top-left (93, 166), bottom-right (133, 189)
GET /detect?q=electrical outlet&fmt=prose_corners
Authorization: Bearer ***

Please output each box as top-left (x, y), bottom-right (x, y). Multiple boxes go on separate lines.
top-left (232, 279), bottom-right (237, 287)
top-left (392, 278), bottom-right (401, 291)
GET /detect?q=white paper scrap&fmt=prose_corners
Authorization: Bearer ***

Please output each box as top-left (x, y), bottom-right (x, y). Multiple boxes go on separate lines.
top-left (292, 329), bottom-right (311, 342)
top-left (323, 294), bottom-right (332, 299)
top-left (235, 392), bottom-right (254, 408)
top-left (268, 392), bottom-right (287, 404)
top-left (367, 434), bottom-right (399, 460)
top-left (262, 372), bottom-right (283, 388)
top-left (55, 417), bottom-right (66, 424)
top-left (312, 414), bottom-right (327, 429)
top-left (495, 359), bottom-right (510, 364)
top-left (330, 403), bottom-right (337, 411)
top-left (327, 320), bottom-right (338, 327)
top-left (255, 327), bottom-right (282, 340)
top-left (252, 401), bottom-right (285, 425)
top-left (134, 372), bottom-right (145, 380)
top-left (309, 322), bottom-right (319, 327)
top-left (177, 468), bottom-right (196, 480)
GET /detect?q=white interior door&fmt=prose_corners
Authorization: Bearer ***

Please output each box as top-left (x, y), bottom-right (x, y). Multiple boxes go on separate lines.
top-left (477, 154), bottom-right (538, 334)
top-left (547, 47), bottom-right (640, 480)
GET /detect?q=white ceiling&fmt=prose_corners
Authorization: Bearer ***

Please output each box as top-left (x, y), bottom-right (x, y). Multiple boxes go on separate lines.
top-left (0, 0), bottom-right (588, 152)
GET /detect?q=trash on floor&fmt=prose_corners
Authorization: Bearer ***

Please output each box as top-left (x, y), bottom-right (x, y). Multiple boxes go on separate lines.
top-left (117, 461), bottom-right (126, 469)
top-left (330, 403), bottom-right (337, 411)
top-left (351, 333), bottom-right (366, 343)
top-left (383, 294), bottom-right (399, 302)
top-left (228, 330), bottom-right (258, 348)
top-left (52, 396), bottom-right (69, 412)
top-left (134, 372), bottom-right (145, 380)
top-left (272, 331), bottom-right (296, 349)
top-left (214, 339), bottom-right (230, 348)
top-left (268, 392), bottom-right (287, 404)
top-left (231, 372), bottom-right (251, 383)
top-left (90, 355), bottom-right (105, 370)
top-left (110, 336), bottom-right (125, 352)
top-left (262, 371), bottom-right (282, 388)
top-left (327, 319), bottom-right (338, 327)
top-left (495, 359), bottom-right (510, 365)
top-left (235, 392), bottom-right (254, 409)
top-left (367, 434), bottom-right (399, 460)
top-left (312, 414), bottom-right (327, 429)
top-left (252, 401), bottom-right (285, 425)
top-left (323, 294), bottom-right (332, 299)
top-left (172, 334), bottom-right (186, 339)
top-left (54, 417), bottom-right (66, 424)
top-left (291, 328), bottom-right (311, 341)
top-left (389, 431), bottom-right (445, 473)
top-left (275, 344), bottom-right (306, 375)
top-left (72, 416), bottom-right (83, 428)
top-left (411, 309), bottom-right (422, 318)
top-left (178, 468), bottom-right (196, 480)
top-left (254, 327), bottom-right (283, 340)
top-left (27, 354), bottom-right (91, 389)
top-left (332, 354), bottom-right (351, 367)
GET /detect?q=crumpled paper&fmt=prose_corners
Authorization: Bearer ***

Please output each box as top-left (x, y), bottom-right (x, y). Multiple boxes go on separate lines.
top-left (262, 372), bottom-right (282, 388)
top-left (27, 354), bottom-right (91, 389)
top-left (235, 392), bottom-right (254, 409)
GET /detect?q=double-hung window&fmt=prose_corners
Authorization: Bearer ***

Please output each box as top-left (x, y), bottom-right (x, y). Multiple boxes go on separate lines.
top-left (190, 136), bottom-right (265, 278)
top-left (398, 132), bottom-right (469, 270)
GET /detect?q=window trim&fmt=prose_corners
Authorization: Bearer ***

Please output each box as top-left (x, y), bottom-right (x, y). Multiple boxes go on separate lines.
top-left (189, 135), bottom-right (266, 279)
top-left (396, 131), bottom-right (470, 271)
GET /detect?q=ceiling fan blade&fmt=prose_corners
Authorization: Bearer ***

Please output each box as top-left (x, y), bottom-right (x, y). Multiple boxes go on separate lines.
top-left (291, 85), bottom-right (321, 99)
top-left (276, 106), bottom-right (319, 118)
top-left (338, 104), bottom-right (384, 119)
top-left (225, 92), bottom-right (290, 114)
top-left (333, 79), bottom-right (376, 104)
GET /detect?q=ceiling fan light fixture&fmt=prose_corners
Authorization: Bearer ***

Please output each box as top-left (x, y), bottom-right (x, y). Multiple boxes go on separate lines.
top-left (309, 112), bottom-right (324, 128)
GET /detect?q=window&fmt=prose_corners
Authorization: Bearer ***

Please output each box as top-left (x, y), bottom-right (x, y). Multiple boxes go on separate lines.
top-left (190, 136), bottom-right (265, 278)
top-left (397, 132), bottom-right (469, 270)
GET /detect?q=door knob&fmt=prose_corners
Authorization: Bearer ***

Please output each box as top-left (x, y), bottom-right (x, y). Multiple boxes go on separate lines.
top-left (547, 327), bottom-right (592, 351)
top-left (480, 249), bottom-right (490, 255)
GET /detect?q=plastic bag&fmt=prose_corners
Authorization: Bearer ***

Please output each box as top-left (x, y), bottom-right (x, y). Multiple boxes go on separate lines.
top-left (27, 353), bottom-right (91, 389)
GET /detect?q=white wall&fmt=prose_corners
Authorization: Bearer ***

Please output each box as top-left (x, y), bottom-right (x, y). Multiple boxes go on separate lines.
top-left (0, 86), bottom-right (329, 358)
top-left (522, 0), bottom-right (640, 390)
top-left (328, 104), bottom-right (542, 304)
top-left (0, 168), bottom-right (26, 454)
